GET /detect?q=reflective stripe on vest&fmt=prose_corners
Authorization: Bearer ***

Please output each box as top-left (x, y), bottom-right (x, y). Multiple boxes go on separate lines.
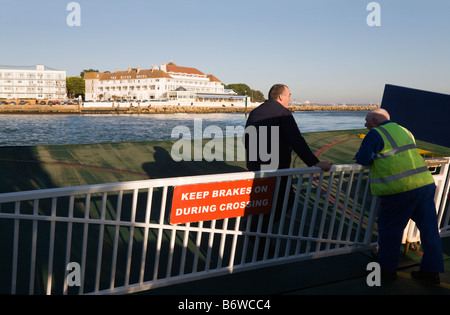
top-left (370, 123), bottom-right (434, 195)
top-left (374, 126), bottom-right (418, 160)
top-left (370, 166), bottom-right (430, 184)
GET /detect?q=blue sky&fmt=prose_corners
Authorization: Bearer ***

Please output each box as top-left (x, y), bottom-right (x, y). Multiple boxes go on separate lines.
top-left (1, 0), bottom-right (450, 104)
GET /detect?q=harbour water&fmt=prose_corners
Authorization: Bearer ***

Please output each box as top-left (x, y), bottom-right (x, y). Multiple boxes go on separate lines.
top-left (0, 111), bottom-right (368, 147)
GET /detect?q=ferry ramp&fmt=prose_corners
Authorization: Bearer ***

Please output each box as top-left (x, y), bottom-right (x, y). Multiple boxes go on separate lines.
top-left (0, 130), bottom-right (449, 295)
top-left (144, 237), bottom-right (450, 295)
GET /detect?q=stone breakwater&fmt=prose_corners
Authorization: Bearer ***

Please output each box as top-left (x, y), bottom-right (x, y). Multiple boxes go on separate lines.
top-left (0, 104), bottom-right (378, 114)
top-left (289, 105), bottom-right (378, 112)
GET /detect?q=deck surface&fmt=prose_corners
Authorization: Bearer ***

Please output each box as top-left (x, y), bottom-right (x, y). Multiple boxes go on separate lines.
top-left (1, 129), bottom-right (449, 295)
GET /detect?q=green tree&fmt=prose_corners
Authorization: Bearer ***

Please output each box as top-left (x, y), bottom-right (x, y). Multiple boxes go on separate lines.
top-left (252, 90), bottom-right (265, 102)
top-left (224, 83), bottom-right (265, 102)
top-left (66, 76), bottom-right (85, 98)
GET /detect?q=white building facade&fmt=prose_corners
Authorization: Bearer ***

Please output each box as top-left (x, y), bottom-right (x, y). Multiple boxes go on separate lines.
top-left (84, 62), bottom-right (227, 103)
top-left (0, 65), bottom-right (66, 100)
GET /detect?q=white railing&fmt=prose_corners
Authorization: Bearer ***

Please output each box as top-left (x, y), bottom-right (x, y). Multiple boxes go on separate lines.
top-left (402, 157), bottom-right (450, 245)
top-left (0, 161), bottom-right (448, 295)
top-left (435, 158), bottom-right (450, 237)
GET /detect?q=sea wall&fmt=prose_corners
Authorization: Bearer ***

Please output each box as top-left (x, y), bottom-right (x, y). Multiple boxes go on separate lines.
top-left (0, 103), bottom-right (378, 114)
top-left (0, 104), bottom-right (81, 114)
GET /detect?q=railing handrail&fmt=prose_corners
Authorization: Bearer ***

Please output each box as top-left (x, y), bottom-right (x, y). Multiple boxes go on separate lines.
top-left (0, 161), bottom-right (448, 295)
top-left (0, 164), bottom-right (366, 202)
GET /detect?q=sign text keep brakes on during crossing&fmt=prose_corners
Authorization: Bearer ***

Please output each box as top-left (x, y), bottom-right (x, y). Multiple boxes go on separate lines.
top-left (170, 178), bottom-right (276, 224)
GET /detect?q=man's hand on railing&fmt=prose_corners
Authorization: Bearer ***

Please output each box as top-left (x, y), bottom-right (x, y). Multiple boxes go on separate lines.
top-left (315, 161), bottom-right (333, 172)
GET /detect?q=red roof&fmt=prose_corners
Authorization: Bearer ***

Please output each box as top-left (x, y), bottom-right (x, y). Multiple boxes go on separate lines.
top-left (84, 63), bottom-right (222, 83)
top-left (166, 62), bottom-right (205, 76)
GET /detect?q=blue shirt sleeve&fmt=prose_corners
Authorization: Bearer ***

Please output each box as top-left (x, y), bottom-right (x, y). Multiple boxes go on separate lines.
top-left (355, 129), bottom-right (384, 165)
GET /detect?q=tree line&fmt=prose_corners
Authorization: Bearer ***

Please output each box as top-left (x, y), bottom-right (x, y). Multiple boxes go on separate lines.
top-left (224, 84), bottom-right (265, 103)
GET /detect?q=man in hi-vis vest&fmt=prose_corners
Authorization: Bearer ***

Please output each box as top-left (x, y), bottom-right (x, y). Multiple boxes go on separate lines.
top-left (355, 108), bottom-right (444, 284)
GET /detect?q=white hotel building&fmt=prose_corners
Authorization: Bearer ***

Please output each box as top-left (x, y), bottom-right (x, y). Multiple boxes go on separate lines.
top-left (0, 65), bottom-right (66, 100)
top-left (84, 62), bottom-right (245, 104)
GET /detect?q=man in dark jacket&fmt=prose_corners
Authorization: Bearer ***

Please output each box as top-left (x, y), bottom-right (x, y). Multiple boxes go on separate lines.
top-left (243, 84), bottom-right (332, 258)
top-left (244, 84), bottom-right (331, 172)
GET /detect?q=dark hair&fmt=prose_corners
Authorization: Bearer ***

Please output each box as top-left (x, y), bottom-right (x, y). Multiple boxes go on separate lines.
top-left (268, 84), bottom-right (288, 100)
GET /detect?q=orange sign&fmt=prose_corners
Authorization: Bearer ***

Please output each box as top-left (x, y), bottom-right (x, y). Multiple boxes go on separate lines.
top-left (170, 178), bottom-right (276, 224)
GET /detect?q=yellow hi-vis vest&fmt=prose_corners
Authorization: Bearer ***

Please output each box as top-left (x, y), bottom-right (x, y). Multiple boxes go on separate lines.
top-left (370, 122), bottom-right (434, 196)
